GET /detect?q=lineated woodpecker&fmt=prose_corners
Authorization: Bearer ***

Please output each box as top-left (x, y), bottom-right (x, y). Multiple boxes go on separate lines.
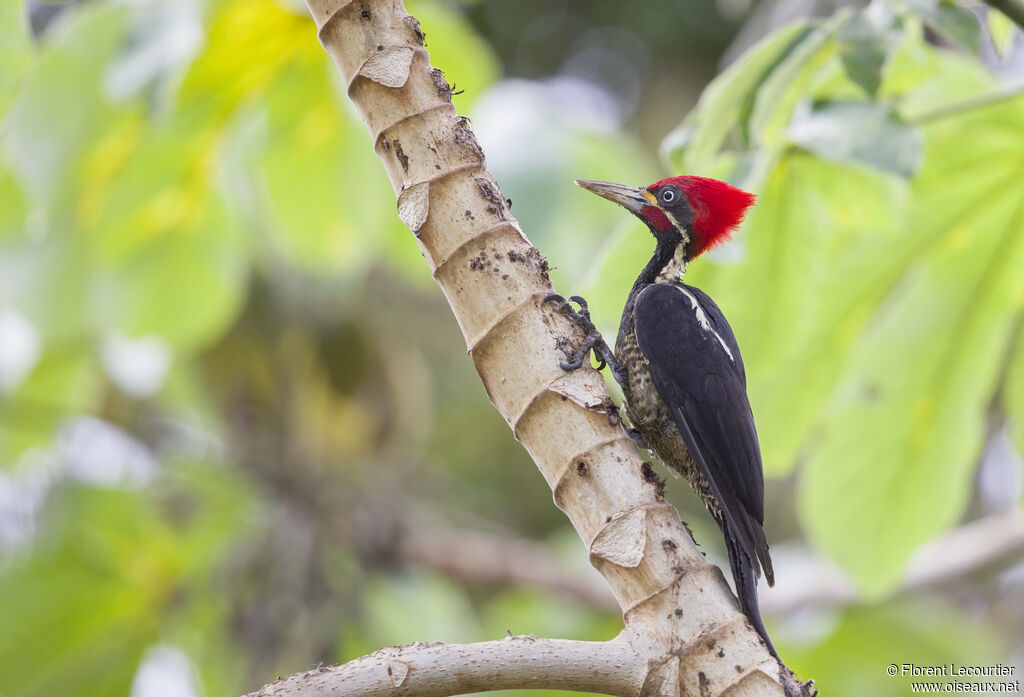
top-left (546, 176), bottom-right (778, 659)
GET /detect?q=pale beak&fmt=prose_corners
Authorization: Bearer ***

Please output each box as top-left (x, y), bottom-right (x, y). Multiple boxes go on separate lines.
top-left (575, 179), bottom-right (650, 215)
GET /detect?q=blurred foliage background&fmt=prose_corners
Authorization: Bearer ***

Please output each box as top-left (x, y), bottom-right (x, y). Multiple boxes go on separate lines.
top-left (1, 0), bottom-right (1023, 695)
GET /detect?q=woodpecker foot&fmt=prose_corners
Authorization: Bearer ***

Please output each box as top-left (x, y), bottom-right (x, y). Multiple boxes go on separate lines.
top-left (544, 294), bottom-right (617, 372)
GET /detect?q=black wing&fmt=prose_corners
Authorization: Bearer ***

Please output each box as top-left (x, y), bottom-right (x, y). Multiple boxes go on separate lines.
top-left (633, 282), bottom-right (772, 584)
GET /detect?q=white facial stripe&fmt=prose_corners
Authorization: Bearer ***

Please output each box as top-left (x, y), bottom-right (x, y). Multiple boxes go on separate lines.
top-left (644, 190), bottom-right (691, 244)
top-left (674, 286), bottom-right (735, 363)
top-left (647, 191), bottom-right (688, 240)
top-left (662, 208), bottom-right (689, 241)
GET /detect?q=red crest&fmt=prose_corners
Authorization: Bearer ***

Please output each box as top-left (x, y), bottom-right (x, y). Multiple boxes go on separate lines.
top-left (648, 176), bottom-right (756, 257)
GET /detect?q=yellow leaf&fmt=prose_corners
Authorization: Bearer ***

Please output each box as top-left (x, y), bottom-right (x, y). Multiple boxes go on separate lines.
top-left (179, 0), bottom-right (318, 116)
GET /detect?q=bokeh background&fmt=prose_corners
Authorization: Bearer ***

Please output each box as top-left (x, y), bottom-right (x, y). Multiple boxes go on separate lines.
top-left (2, 0), bottom-right (1024, 695)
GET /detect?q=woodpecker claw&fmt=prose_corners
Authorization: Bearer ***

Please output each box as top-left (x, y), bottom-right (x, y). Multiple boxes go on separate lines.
top-left (546, 293), bottom-right (622, 376)
top-left (544, 294), bottom-right (591, 324)
top-left (555, 337), bottom-right (594, 372)
top-left (544, 293), bottom-right (589, 315)
top-left (568, 295), bottom-right (590, 314)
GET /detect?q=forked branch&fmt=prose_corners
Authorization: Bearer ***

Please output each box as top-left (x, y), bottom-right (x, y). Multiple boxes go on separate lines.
top-left (246, 637), bottom-right (642, 697)
top-left (247, 1), bottom-right (811, 695)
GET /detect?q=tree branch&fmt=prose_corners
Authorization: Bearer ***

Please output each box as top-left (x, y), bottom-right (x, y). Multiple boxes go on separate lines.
top-left (397, 520), bottom-right (618, 608)
top-left (244, 636), bottom-right (643, 697)
top-left (762, 507), bottom-right (1024, 614)
top-left (254, 1), bottom-right (812, 695)
top-left (396, 507), bottom-right (1024, 616)
top-left (902, 505), bottom-right (1024, 591)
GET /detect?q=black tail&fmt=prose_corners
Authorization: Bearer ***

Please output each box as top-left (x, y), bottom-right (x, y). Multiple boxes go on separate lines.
top-left (725, 528), bottom-right (779, 661)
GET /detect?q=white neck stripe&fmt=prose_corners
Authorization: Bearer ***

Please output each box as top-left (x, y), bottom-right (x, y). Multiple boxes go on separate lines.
top-left (674, 285), bottom-right (735, 363)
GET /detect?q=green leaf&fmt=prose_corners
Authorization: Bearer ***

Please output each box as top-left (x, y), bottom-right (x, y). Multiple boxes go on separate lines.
top-left (90, 210), bottom-right (248, 352)
top-left (661, 21), bottom-right (815, 173)
top-left (692, 154), bottom-right (911, 474)
top-left (0, 464), bottom-right (252, 697)
top-left (0, 488), bottom-right (163, 697)
top-left (0, 167), bottom-right (28, 242)
top-left (79, 116), bottom-right (249, 351)
top-left (240, 56), bottom-right (409, 279)
top-left (7, 3), bottom-right (127, 202)
top-left (0, 221), bottom-right (93, 344)
top-left (838, 4), bottom-right (902, 96)
top-left (0, 558), bottom-right (150, 697)
top-left (0, 350), bottom-right (102, 463)
top-left (749, 11), bottom-right (846, 148)
top-left (0, 0), bottom-right (33, 123)
top-left (358, 571), bottom-right (481, 650)
top-left (986, 7), bottom-right (1017, 57)
top-left (1007, 324), bottom-right (1024, 458)
top-left (784, 601), bottom-right (1005, 697)
top-left (788, 101), bottom-right (923, 177)
top-left (799, 96), bottom-right (1024, 595)
top-left (177, 0), bottom-right (318, 117)
top-left (886, 27), bottom-right (1019, 121)
top-left (902, 0), bottom-right (982, 54)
